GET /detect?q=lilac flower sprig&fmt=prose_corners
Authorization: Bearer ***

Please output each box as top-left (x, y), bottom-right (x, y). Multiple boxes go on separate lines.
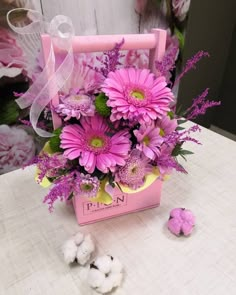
top-left (174, 51), bottom-right (210, 87)
top-left (43, 172), bottom-right (75, 212)
top-left (186, 88), bottom-right (221, 120)
top-left (27, 152), bottom-right (69, 183)
top-left (155, 43), bottom-right (179, 83)
top-left (89, 39), bottom-right (125, 78)
top-left (164, 124), bottom-right (202, 147)
top-left (157, 153), bottom-right (188, 174)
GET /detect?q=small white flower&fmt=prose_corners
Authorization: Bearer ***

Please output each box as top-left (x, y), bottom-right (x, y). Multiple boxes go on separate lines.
top-left (87, 255), bottom-right (123, 294)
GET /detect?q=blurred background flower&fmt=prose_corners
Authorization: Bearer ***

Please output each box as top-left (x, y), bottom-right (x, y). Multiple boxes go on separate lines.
top-left (0, 125), bottom-right (36, 174)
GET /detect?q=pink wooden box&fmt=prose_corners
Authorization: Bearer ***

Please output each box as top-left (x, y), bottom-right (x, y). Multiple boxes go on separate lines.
top-left (41, 28), bottom-right (166, 225)
top-left (73, 178), bottom-right (162, 225)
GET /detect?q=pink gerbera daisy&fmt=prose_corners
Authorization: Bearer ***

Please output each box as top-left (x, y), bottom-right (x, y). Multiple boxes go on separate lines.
top-left (102, 68), bottom-right (174, 124)
top-left (60, 115), bottom-right (131, 173)
top-left (133, 123), bottom-right (163, 160)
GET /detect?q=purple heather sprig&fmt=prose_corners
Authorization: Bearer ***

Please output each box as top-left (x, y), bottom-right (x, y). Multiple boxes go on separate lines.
top-left (157, 152), bottom-right (187, 174)
top-left (28, 152), bottom-right (69, 183)
top-left (186, 88), bottom-right (221, 120)
top-left (155, 42), bottom-right (179, 84)
top-left (164, 124), bottom-right (202, 147)
top-left (43, 172), bottom-right (75, 212)
top-left (89, 39), bottom-right (125, 78)
top-left (174, 51), bottom-right (210, 87)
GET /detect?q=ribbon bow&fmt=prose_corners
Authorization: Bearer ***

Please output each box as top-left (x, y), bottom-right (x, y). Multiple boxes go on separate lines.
top-left (7, 9), bottom-right (75, 137)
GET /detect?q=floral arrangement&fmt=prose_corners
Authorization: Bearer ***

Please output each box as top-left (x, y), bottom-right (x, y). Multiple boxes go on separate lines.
top-left (27, 41), bottom-right (220, 212)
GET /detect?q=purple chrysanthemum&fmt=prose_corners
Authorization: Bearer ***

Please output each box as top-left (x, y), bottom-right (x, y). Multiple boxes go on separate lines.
top-left (133, 124), bottom-right (163, 160)
top-left (55, 88), bottom-right (95, 121)
top-left (102, 68), bottom-right (174, 124)
top-left (74, 173), bottom-right (100, 199)
top-left (116, 150), bottom-right (152, 189)
top-left (60, 115), bottom-right (131, 173)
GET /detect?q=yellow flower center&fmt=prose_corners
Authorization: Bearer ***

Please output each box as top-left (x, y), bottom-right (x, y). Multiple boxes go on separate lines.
top-left (143, 136), bottom-right (150, 145)
top-left (80, 183), bottom-right (93, 192)
top-left (130, 165), bottom-right (138, 174)
top-left (90, 137), bottom-right (104, 148)
top-left (74, 95), bottom-right (82, 101)
top-left (159, 128), bottom-right (165, 136)
top-left (131, 90), bottom-right (145, 100)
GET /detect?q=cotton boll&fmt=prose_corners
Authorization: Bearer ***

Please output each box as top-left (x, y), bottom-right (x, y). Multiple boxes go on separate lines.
top-left (93, 255), bottom-right (112, 275)
top-left (87, 268), bottom-right (106, 288)
top-left (73, 232), bottom-right (84, 246)
top-left (96, 276), bottom-right (115, 294)
top-left (110, 257), bottom-right (123, 273)
top-left (87, 255), bottom-right (123, 294)
top-left (76, 234), bottom-right (95, 265)
top-left (62, 239), bottom-right (77, 264)
top-left (109, 273), bottom-right (123, 288)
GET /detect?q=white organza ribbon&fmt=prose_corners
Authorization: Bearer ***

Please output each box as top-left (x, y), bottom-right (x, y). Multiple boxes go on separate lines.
top-left (7, 9), bottom-right (75, 137)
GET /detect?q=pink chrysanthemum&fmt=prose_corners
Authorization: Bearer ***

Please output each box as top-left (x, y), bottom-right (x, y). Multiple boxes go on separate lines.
top-left (55, 89), bottom-right (95, 121)
top-left (133, 124), bottom-right (163, 160)
top-left (156, 116), bottom-right (178, 136)
top-left (116, 150), bottom-right (152, 189)
top-left (60, 115), bottom-right (131, 173)
top-left (102, 68), bottom-right (174, 124)
top-left (74, 173), bottom-right (100, 199)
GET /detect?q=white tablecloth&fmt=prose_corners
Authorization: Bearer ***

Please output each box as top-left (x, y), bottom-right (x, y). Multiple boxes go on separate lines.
top-left (1, 124), bottom-right (236, 295)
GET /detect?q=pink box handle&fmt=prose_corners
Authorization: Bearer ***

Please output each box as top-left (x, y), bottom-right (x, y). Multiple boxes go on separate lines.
top-left (41, 28), bottom-right (167, 129)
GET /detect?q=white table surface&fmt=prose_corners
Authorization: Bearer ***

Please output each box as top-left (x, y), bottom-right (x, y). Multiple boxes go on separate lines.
top-left (1, 124), bottom-right (236, 295)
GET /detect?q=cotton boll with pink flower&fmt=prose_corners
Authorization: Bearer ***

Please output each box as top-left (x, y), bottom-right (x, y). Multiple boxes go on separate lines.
top-left (133, 123), bottom-right (163, 160)
top-left (0, 125), bottom-right (35, 174)
top-left (168, 208), bottom-right (195, 236)
top-left (102, 68), bottom-right (174, 125)
top-left (172, 0), bottom-right (191, 22)
top-left (60, 115), bottom-right (131, 173)
top-left (115, 150), bottom-right (152, 189)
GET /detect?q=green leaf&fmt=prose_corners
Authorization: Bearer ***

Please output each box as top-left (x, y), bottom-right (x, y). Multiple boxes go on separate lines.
top-left (167, 111), bottom-right (175, 119)
top-left (95, 93), bottom-right (111, 117)
top-left (176, 126), bottom-right (185, 131)
top-left (180, 150), bottom-right (194, 155)
top-left (49, 128), bottom-right (63, 153)
top-left (67, 192), bottom-right (74, 200)
top-left (174, 27), bottom-right (185, 50)
top-left (0, 100), bottom-right (20, 124)
top-left (177, 119), bottom-right (187, 125)
top-left (180, 154), bottom-right (187, 161)
top-left (171, 143), bottom-right (183, 157)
